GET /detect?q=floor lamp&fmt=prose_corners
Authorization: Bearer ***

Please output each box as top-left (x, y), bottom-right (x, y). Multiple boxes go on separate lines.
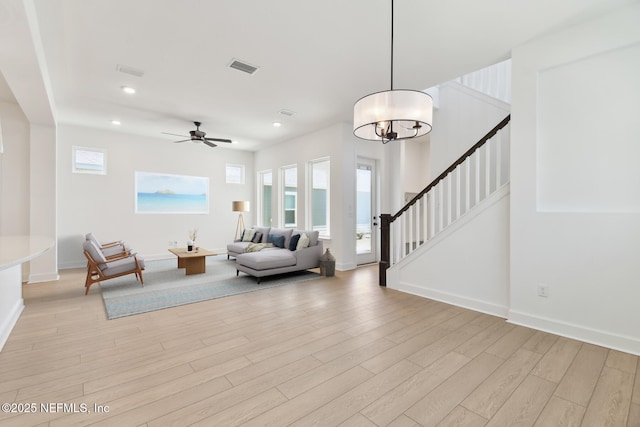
top-left (232, 201), bottom-right (250, 240)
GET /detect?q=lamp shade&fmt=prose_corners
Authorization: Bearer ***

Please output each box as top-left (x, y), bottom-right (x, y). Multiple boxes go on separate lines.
top-left (232, 201), bottom-right (250, 212)
top-left (353, 89), bottom-right (433, 141)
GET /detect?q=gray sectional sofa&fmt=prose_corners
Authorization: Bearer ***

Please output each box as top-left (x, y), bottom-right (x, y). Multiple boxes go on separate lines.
top-left (227, 227), bottom-right (323, 283)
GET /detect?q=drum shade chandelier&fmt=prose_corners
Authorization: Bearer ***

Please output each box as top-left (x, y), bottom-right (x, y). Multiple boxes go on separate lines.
top-left (353, 0), bottom-right (433, 143)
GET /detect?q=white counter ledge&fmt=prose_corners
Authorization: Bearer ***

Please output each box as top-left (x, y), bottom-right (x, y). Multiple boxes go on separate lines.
top-left (0, 236), bottom-right (54, 272)
top-left (0, 235), bottom-right (54, 351)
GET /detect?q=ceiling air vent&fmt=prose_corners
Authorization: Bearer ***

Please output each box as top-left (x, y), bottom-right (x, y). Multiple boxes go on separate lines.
top-left (228, 59), bottom-right (259, 75)
top-left (116, 64), bottom-right (144, 78)
top-left (279, 109), bottom-right (296, 117)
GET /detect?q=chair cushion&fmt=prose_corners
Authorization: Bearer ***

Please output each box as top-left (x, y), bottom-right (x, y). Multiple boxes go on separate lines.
top-left (83, 240), bottom-right (107, 264)
top-left (86, 233), bottom-right (100, 246)
top-left (101, 244), bottom-right (126, 257)
top-left (101, 256), bottom-right (142, 276)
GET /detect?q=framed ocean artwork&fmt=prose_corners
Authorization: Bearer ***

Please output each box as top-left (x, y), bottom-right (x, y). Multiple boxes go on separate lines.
top-left (135, 171), bottom-right (209, 214)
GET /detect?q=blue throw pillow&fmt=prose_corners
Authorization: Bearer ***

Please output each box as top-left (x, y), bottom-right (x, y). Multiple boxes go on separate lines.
top-left (267, 233), bottom-right (285, 248)
top-left (289, 234), bottom-right (301, 251)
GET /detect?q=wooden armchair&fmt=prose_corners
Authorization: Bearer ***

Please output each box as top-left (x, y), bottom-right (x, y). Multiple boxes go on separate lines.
top-left (83, 240), bottom-right (145, 295)
top-left (85, 233), bottom-right (131, 260)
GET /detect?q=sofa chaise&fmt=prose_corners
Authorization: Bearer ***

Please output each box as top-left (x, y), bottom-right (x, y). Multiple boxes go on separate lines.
top-left (227, 227), bottom-right (323, 283)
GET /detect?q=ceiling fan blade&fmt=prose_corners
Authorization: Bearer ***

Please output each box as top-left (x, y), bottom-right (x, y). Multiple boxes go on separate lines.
top-left (173, 139), bottom-right (191, 143)
top-left (162, 132), bottom-right (189, 138)
top-left (202, 140), bottom-right (217, 148)
top-left (204, 137), bottom-right (232, 143)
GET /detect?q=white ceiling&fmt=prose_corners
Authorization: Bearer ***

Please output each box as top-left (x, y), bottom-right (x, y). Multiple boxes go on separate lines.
top-left (3, 0), bottom-right (635, 151)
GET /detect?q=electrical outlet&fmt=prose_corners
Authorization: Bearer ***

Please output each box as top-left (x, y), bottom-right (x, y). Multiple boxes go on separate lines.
top-left (537, 285), bottom-right (549, 298)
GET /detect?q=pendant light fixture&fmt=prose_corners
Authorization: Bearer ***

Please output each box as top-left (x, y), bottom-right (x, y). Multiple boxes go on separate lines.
top-left (353, 0), bottom-right (433, 143)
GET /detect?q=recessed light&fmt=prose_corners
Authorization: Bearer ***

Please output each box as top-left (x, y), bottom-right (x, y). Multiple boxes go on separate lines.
top-left (111, 120), bottom-right (121, 125)
top-left (121, 86), bottom-right (136, 94)
top-left (272, 122), bottom-right (281, 128)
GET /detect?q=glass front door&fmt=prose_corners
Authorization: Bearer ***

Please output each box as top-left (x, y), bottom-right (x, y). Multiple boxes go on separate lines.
top-left (356, 159), bottom-right (377, 265)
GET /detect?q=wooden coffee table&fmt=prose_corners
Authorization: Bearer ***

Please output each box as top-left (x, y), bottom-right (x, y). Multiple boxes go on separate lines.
top-left (168, 247), bottom-right (216, 275)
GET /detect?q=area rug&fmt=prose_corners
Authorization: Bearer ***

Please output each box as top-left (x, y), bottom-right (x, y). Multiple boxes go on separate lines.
top-left (99, 257), bottom-right (321, 319)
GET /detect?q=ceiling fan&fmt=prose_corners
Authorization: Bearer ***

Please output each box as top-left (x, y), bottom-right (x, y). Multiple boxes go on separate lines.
top-left (162, 121), bottom-right (232, 147)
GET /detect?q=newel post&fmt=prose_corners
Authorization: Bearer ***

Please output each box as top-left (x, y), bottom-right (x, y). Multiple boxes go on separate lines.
top-left (379, 214), bottom-right (391, 287)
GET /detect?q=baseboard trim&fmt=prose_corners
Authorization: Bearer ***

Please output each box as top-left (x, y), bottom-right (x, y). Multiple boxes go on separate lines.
top-left (27, 272), bottom-right (60, 283)
top-left (0, 299), bottom-right (24, 352)
top-left (336, 262), bottom-right (356, 271)
top-left (396, 282), bottom-right (509, 318)
top-left (508, 310), bottom-right (640, 356)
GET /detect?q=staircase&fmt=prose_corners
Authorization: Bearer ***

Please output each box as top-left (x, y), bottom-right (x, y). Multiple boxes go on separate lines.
top-left (379, 115), bottom-right (511, 286)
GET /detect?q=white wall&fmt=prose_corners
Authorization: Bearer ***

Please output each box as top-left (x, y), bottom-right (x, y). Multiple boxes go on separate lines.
top-left (388, 185), bottom-right (510, 317)
top-left (57, 124), bottom-right (254, 268)
top-left (509, 3), bottom-right (640, 355)
top-left (0, 101), bottom-right (30, 237)
top-left (428, 82), bottom-right (510, 180)
top-left (402, 137), bottom-right (430, 196)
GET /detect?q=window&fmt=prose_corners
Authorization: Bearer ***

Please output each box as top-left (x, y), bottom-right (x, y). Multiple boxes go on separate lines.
top-left (225, 164), bottom-right (245, 184)
top-left (258, 170), bottom-right (273, 226)
top-left (72, 146), bottom-right (106, 175)
top-left (308, 158), bottom-right (330, 237)
top-left (281, 165), bottom-right (297, 228)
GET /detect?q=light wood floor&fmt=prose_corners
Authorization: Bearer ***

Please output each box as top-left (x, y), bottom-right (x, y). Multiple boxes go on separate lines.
top-left (0, 264), bottom-right (638, 426)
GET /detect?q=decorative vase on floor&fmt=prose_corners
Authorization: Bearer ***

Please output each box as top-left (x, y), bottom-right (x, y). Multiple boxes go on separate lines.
top-left (319, 248), bottom-right (336, 277)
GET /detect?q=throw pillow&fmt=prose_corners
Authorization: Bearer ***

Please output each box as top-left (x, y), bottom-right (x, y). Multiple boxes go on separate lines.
top-left (296, 233), bottom-right (310, 250)
top-left (267, 233), bottom-right (285, 248)
top-left (242, 229), bottom-right (256, 242)
top-left (289, 234), bottom-right (301, 251)
top-left (251, 231), bottom-right (263, 243)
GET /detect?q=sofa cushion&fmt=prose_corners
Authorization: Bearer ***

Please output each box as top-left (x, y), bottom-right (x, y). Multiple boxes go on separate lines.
top-left (292, 230), bottom-right (320, 247)
top-left (251, 231), bottom-right (263, 243)
top-left (237, 250), bottom-right (296, 270)
top-left (227, 241), bottom-right (251, 254)
top-left (268, 227), bottom-right (294, 248)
